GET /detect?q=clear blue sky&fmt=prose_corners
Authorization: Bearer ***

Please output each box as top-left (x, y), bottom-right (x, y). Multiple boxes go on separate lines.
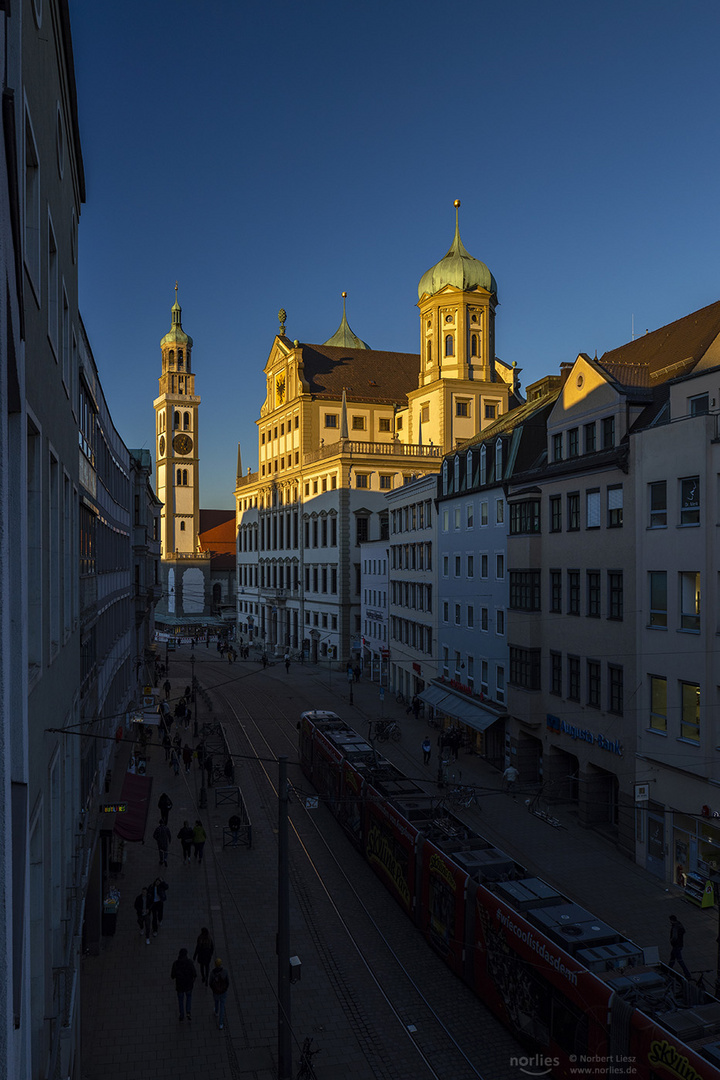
top-left (70, 0), bottom-right (720, 508)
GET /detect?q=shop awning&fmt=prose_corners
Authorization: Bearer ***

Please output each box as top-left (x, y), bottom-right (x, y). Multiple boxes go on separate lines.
top-left (113, 772), bottom-right (153, 843)
top-left (419, 685), bottom-right (501, 734)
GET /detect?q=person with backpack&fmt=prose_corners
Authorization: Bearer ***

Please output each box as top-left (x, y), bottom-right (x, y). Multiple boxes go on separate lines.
top-left (170, 948), bottom-right (197, 1022)
top-left (177, 820), bottom-right (194, 865)
top-left (209, 958), bottom-right (230, 1029)
top-left (192, 927), bottom-right (214, 985)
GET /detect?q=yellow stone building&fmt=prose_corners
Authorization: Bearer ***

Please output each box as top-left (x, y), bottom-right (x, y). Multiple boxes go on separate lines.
top-left (235, 203), bottom-right (522, 662)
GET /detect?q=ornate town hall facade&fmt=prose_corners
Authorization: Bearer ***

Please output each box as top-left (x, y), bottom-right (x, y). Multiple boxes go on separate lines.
top-left (235, 205), bottom-right (522, 662)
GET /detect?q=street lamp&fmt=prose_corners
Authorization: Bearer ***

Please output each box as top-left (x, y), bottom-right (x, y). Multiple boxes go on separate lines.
top-left (347, 668), bottom-right (354, 706)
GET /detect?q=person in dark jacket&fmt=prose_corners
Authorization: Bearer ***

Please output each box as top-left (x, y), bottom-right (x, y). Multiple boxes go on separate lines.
top-left (193, 927), bottom-right (214, 985)
top-left (170, 948), bottom-right (197, 1021)
top-left (668, 914), bottom-right (691, 977)
top-left (209, 958), bottom-right (230, 1029)
top-left (158, 792), bottom-right (173, 826)
top-left (177, 821), bottom-right (193, 865)
top-left (134, 887), bottom-right (152, 944)
top-left (147, 877), bottom-right (168, 934)
top-left (153, 820), bottom-right (171, 867)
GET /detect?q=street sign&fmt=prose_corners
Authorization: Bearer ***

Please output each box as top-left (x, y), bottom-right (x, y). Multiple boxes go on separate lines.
top-left (101, 803), bottom-right (128, 814)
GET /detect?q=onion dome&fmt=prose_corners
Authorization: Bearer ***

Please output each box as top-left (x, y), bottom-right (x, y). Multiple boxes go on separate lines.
top-left (160, 283), bottom-right (193, 348)
top-left (418, 200), bottom-right (497, 300)
top-left (323, 292), bottom-right (370, 350)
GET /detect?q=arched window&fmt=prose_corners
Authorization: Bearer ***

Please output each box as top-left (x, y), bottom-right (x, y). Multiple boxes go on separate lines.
top-left (471, 334), bottom-right (478, 357)
top-left (442, 459), bottom-right (449, 495)
top-left (180, 521), bottom-right (185, 531)
top-left (445, 334), bottom-right (454, 357)
top-left (466, 449), bottom-right (473, 484)
top-left (480, 445), bottom-right (487, 486)
top-left (182, 469), bottom-right (188, 485)
top-left (174, 411), bottom-right (180, 429)
top-left (176, 468), bottom-right (182, 485)
top-left (454, 454), bottom-right (460, 491)
top-left (183, 412), bottom-right (190, 430)
top-left (426, 340), bottom-right (432, 364)
top-left (495, 438), bottom-right (503, 480)
top-left (168, 349), bottom-right (174, 367)
top-left (178, 350), bottom-right (184, 370)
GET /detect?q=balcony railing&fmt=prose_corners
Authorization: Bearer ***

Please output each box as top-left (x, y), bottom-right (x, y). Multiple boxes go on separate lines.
top-left (303, 440), bottom-right (441, 466)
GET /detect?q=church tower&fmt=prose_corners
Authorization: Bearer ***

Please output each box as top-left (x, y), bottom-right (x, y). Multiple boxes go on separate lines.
top-left (154, 286), bottom-right (200, 557)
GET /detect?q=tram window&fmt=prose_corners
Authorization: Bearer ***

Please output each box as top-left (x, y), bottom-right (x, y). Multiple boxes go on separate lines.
top-left (551, 994), bottom-right (588, 1056)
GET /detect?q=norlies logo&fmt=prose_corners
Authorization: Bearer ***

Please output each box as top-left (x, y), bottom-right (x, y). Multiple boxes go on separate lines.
top-left (648, 1039), bottom-right (703, 1080)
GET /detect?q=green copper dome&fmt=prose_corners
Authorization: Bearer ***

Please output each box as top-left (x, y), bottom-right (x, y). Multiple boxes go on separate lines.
top-left (418, 201), bottom-right (497, 300)
top-left (160, 285), bottom-right (193, 349)
top-left (323, 293), bottom-right (370, 350)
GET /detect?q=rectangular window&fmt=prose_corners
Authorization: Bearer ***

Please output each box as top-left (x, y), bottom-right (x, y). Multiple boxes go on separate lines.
top-left (689, 393), bottom-right (709, 416)
top-left (485, 403), bottom-right (496, 420)
top-left (586, 571), bottom-right (600, 617)
top-left (509, 499), bottom-right (540, 535)
top-left (509, 570), bottom-right (541, 611)
top-left (567, 570), bottom-right (580, 615)
top-left (584, 422), bottom-right (596, 453)
top-left (356, 474), bottom-right (369, 489)
top-left (550, 495), bottom-right (562, 533)
top-left (496, 499), bottom-right (504, 524)
top-left (496, 665), bottom-right (505, 703)
top-left (608, 665), bottom-right (623, 715)
top-left (443, 601), bottom-right (449, 623)
top-left (352, 415), bottom-right (366, 430)
top-left (467, 605), bottom-right (474, 628)
top-left (567, 656), bottom-right (580, 701)
top-left (607, 485), bottom-right (623, 527)
top-left (649, 481), bottom-right (667, 527)
top-left (602, 416), bottom-right (615, 449)
top-left (481, 554), bottom-right (488, 578)
top-left (25, 114), bottom-right (40, 290)
top-left (608, 572), bottom-right (623, 620)
top-left (466, 503), bottom-right (474, 528)
top-left (587, 660), bottom-right (601, 707)
top-left (550, 570), bottom-right (562, 613)
top-left (496, 554), bottom-right (504, 579)
top-left (680, 571), bottom-right (700, 631)
top-left (496, 609), bottom-right (505, 635)
top-left (454, 508), bottom-right (461, 529)
top-left (586, 490), bottom-right (600, 528)
top-left (509, 647), bottom-right (541, 690)
top-left (455, 604), bottom-right (461, 625)
top-left (649, 675), bottom-right (667, 732)
top-left (649, 571), bottom-right (667, 627)
top-left (680, 682), bottom-right (700, 741)
top-left (481, 607), bottom-right (488, 631)
top-left (567, 492), bottom-right (580, 531)
top-left (456, 399), bottom-right (469, 417)
top-left (467, 555), bottom-right (474, 578)
top-left (379, 474), bottom-right (392, 490)
top-left (48, 216), bottom-right (59, 354)
top-left (552, 433), bottom-right (563, 462)
top-left (680, 476), bottom-right (700, 525)
top-left (379, 417), bottom-right (391, 432)
top-left (550, 652), bottom-right (562, 696)
top-left (356, 517), bottom-right (369, 544)
top-left (442, 555), bottom-right (449, 577)
top-left (568, 428), bottom-right (579, 457)
top-left (480, 501), bottom-right (488, 526)
top-left (454, 555), bottom-right (461, 576)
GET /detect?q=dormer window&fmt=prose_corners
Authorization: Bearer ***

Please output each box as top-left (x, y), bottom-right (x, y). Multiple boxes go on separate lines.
top-left (480, 445), bottom-right (487, 486)
top-left (442, 459), bottom-right (449, 495)
top-left (454, 455), bottom-right (460, 491)
top-left (495, 438), bottom-right (503, 480)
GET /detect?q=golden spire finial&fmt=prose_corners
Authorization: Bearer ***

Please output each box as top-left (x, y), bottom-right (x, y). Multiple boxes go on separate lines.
top-left (454, 199), bottom-right (461, 208)
top-left (278, 308), bottom-right (287, 335)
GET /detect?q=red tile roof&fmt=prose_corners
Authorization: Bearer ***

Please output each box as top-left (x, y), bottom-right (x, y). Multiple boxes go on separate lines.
top-left (300, 343), bottom-right (420, 404)
top-left (598, 299), bottom-right (720, 382)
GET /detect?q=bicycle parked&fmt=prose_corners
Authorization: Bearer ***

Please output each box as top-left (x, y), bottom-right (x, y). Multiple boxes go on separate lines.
top-left (525, 789), bottom-right (564, 828)
top-left (374, 720), bottom-right (401, 742)
top-left (296, 1036), bottom-right (321, 1080)
top-left (446, 784), bottom-right (482, 810)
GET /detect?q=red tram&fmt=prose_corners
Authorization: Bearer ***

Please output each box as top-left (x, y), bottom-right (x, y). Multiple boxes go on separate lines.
top-left (299, 711), bottom-right (720, 1080)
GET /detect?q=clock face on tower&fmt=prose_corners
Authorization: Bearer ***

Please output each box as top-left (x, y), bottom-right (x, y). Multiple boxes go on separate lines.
top-left (173, 433), bottom-right (193, 455)
top-left (158, 435), bottom-right (165, 457)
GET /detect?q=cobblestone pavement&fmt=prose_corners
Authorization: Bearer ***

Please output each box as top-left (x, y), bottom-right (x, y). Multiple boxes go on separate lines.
top-left (81, 648), bottom-right (717, 1080)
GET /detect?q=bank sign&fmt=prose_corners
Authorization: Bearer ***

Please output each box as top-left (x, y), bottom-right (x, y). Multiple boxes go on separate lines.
top-left (546, 714), bottom-right (623, 756)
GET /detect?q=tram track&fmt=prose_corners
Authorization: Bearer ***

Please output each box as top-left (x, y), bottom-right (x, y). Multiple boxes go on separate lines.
top-left (193, 658), bottom-right (523, 1080)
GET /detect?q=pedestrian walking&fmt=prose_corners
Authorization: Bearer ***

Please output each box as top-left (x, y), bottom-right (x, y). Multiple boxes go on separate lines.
top-left (411, 694), bottom-right (421, 719)
top-left (163, 679), bottom-right (171, 699)
top-left (192, 819), bottom-right (207, 864)
top-left (193, 927), bottom-right (214, 985)
top-left (285, 656), bottom-right (290, 674)
top-left (182, 743), bottom-right (193, 773)
top-left (162, 732), bottom-right (172, 760)
top-left (422, 736), bottom-right (432, 766)
top-left (178, 821), bottom-right (194, 865)
top-left (172, 731), bottom-right (182, 753)
top-left (262, 654), bottom-right (268, 669)
top-left (169, 747), bottom-right (180, 776)
top-left (170, 948), bottom-right (197, 1022)
top-left (153, 820), bottom-right (172, 866)
top-left (134, 886), bottom-right (153, 944)
top-left (147, 877), bottom-right (168, 934)
top-left (158, 792), bottom-right (173, 826)
top-left (228, 813), bottom-right (241, 846)
top-left (668, 915), bottom-right (691, 977)
top-left (209, 958), bottom-right (230, 1029)
top-left (503, 763), bottom-right (519, 797)
top-left (354, 664), bottom-right (361, 682)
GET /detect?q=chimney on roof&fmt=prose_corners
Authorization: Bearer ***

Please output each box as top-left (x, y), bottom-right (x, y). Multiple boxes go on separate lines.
top-left (559, 362), bottom-right (574, 388)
